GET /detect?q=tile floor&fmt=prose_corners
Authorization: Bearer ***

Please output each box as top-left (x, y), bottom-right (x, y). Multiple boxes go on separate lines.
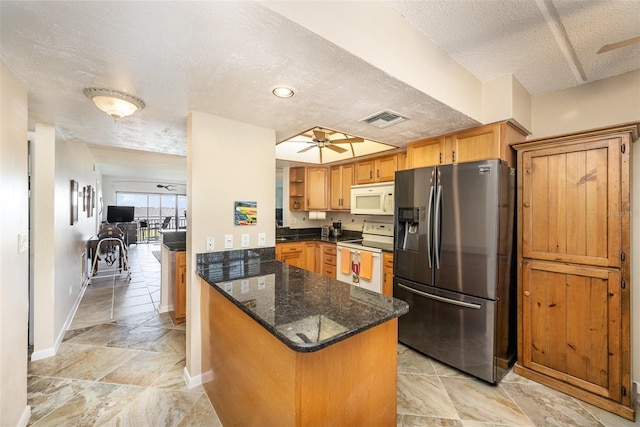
top-left (27, 243), bottom-right (222, 426)
top-left (27, 244), bottom-right (638, 426)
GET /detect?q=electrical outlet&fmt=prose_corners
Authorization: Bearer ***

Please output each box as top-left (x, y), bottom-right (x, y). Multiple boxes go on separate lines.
top-left (241, 279), bottom-right (249, 293)
top-left (241, 234), bottom-right (250, 247)
top-left (258, 233), bottom-right (266, 246)
top-left (224, 235), bottom-right (233, 249)
top-left (69, 285), bottom-right (73, 296)
top-left (258, 276), bottom-right (266, 289)
top-left (206, 236), bottom-right (214, 251)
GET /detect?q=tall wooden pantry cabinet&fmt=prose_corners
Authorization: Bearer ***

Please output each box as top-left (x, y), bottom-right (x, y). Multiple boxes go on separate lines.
top-left (513, 123), bottom-right (638, 420)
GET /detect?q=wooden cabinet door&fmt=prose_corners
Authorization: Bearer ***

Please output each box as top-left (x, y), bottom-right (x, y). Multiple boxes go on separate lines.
top-left (521, 260), bottom-right (621, 401)
top-left (451, 124), bottom-right (500, 164)
top-left (173, 251), bottom-right (187, 323)
top-left (407, 137), bottom-right (444, 168)
top-left (304, 242), bottom-right (322, 273)
top-left (306, 167), bottom-right (328, 210)
top-left (382, 252), bottom-right (394, 297)
top-left (355, 160), bottom-right (375, 184)
top-left (330, 164), bottom-right (354, 210)
top-left (375, 155), bottom-right (397, 182)
top-left (521, 137), bottom-right (622, 268)
top-left (279, 243), bottom-right (304, 268)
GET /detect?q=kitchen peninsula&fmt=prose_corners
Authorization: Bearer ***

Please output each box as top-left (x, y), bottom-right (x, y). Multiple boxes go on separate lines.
top-left (197, 248), bottom-right (408, 426)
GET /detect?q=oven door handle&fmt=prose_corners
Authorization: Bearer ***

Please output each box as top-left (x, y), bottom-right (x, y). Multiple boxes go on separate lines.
top-left (396, 283), bottom-right (481, 310)
top-left (341, 249), bottom-right (381, 257)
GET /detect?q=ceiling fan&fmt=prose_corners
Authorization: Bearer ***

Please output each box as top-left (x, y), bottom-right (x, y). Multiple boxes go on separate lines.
top-left (156, 184), bottom-right (176, 191)
top-left (597, 35), bottom-right (640, 54)
top-left (295, 129), bottom-right (364, 154)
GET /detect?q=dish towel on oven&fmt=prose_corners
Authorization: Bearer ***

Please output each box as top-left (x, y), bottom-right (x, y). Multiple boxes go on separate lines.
top-left (340, 248), bottom-right (351, 274)
top-left (359, 251), bottom-right (373, 281)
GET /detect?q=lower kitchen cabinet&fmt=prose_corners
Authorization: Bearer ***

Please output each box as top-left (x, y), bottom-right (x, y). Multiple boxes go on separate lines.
top-left (382, 252), bottom-right (393, 297)
top-left (169, 250), bottom-right (186, 325)
top-left (321, 244), bottom-right (337, 279)
top-left (304, 242), bottom-right (321, 273)
top-left (276, 242), bottom-right (304, 268)
top-left (276, 241), bottom-right (337, 278)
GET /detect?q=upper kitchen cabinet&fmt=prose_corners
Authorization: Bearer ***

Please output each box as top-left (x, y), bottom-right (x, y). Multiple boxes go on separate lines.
top-left (449, 121), bottom-right (526, 167)
top-left (289, 166), bottom-right (306, 211)
top-left (406, 121), bottom-right (527, 168)
top-left (289, 166), bottom-right (329, 211)
top-left (355, 154), bottom-right (399, 184)
top-left (406, 136), bottom-right (445, 168)
top-left (330, 163), bottom-right (354, 211)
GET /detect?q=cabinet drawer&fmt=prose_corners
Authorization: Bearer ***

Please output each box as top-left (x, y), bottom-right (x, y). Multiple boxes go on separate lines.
top-left (323, 254), bottom-right (336, 265)
top-left (280, 243), bottom-right (303, 254)
top-left (322, 265), bottom-right (336, 279)
top-left (323, 245), bottom-right (337, 256)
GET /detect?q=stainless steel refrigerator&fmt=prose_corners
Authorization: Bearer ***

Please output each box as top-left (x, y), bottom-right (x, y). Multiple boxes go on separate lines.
top-left (393, 159), bottom-right (516, 383)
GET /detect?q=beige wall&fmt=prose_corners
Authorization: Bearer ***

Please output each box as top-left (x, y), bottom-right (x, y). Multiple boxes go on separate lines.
top-left (531, 70), bottom-right (640, 139)
top-left (31, 128), bottom-right (100, 360)
top-left (0, 61), bottom-right (30, 425)
top-left (185, 112), bottom-right (275, 384)
top-left (530, 70), bottom-right (640, 385)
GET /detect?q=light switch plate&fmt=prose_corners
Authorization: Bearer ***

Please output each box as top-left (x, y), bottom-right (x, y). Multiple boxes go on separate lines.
top-left (224, 235), bottom-right (233, 249)
top-left (258, 233), bottom-right (266, 246)
top-left (206, 237), bottom-right (214, 251)
top-left (241, 234), bottom-right (250, 247)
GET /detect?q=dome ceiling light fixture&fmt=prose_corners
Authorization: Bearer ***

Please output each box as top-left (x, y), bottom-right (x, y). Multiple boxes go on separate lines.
top-left (272, 86), bottom-right (295, 98)
top-left (83, 87), bottom-right (145, 119)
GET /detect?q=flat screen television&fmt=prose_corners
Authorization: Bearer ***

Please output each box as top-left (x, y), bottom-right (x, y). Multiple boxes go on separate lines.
top-left (107, 205), bottom-right (135, 223)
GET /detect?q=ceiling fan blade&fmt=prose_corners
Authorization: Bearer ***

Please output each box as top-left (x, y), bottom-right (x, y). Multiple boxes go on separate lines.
top-left (297, 145), bottom-right (316, 154)
top-left (313, 129), bottom-right (327, 141)
top-left (597, 35), bottom-right (640, 53)
top-left (326, 144), bottom-right (348, 153)
top-left (331, 137), bottom-right (364, 144)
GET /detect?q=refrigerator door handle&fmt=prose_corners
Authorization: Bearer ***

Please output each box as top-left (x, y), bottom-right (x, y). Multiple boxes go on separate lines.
top-left (397, 283), bottom-right (482, 310)
top-left (433, 184), bottom-right (443, 269)
top-left (426, 185), bottom-right (434, 268)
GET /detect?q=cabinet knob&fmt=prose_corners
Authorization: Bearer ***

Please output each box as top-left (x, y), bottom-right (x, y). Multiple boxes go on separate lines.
top-left (523, 202), bottom-right (530, 207)
top-left (524, 290), bottom-right (531, 297)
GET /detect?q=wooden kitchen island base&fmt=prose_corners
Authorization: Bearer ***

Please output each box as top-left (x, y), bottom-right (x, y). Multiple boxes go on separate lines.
top-left (200, 279), bottom-right (399, 427)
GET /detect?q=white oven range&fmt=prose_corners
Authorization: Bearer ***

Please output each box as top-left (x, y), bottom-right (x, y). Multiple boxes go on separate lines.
top-left (335, 222), bottom-right (394, 294)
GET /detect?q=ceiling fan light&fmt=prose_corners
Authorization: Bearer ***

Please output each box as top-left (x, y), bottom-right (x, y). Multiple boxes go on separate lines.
top-left (272, 86), bottom-right (295, 98)
top-left (84, 88), bottom-right (145, 119)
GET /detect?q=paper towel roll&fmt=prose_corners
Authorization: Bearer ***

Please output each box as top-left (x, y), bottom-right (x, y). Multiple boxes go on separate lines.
top-left (309, 211), bottom-right (327, 220)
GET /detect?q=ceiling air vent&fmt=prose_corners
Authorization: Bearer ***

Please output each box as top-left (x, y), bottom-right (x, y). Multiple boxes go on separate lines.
top-left (360, 110), bottom-right (409, 128)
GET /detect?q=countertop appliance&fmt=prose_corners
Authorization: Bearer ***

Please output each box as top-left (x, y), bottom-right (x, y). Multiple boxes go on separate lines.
top-left (336, 222), bottom-right (394, 293)
top-left (393, 159), bottom-right (516, 383)
top-left (350, 182), bottom-right (394, 216)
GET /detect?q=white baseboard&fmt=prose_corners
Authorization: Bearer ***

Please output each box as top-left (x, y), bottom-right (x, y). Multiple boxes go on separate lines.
top-left (16, 405), bottom-right (31, 427)
top-left (183, 367), bottom-right (213, 389)
top-left (158, 304), bottom-right (172, 314)
top-left (31, 281), bottom-right (88, 362)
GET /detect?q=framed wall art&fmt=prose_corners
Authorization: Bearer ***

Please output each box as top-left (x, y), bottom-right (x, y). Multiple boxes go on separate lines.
top-left (234, 201), bottom-right (257, 225)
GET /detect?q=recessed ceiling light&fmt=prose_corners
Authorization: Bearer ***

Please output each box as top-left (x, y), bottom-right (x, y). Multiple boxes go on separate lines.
top-left (272, 86), bottom-right (295, 98)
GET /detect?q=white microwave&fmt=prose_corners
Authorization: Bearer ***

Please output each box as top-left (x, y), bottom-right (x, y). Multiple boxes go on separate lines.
top-left (350, 182), bottom-right (394, 215)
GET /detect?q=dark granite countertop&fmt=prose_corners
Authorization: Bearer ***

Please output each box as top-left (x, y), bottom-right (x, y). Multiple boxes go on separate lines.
top-left (163, 242), bottom-right (186, 251)
top-left (275, 235), bottom-right (360, 244)
top-left (196, 248), bottom-right (408, 353)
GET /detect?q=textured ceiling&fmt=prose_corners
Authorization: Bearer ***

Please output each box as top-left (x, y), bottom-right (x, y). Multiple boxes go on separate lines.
top-left (2, 1), bottom-right (639, 176)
